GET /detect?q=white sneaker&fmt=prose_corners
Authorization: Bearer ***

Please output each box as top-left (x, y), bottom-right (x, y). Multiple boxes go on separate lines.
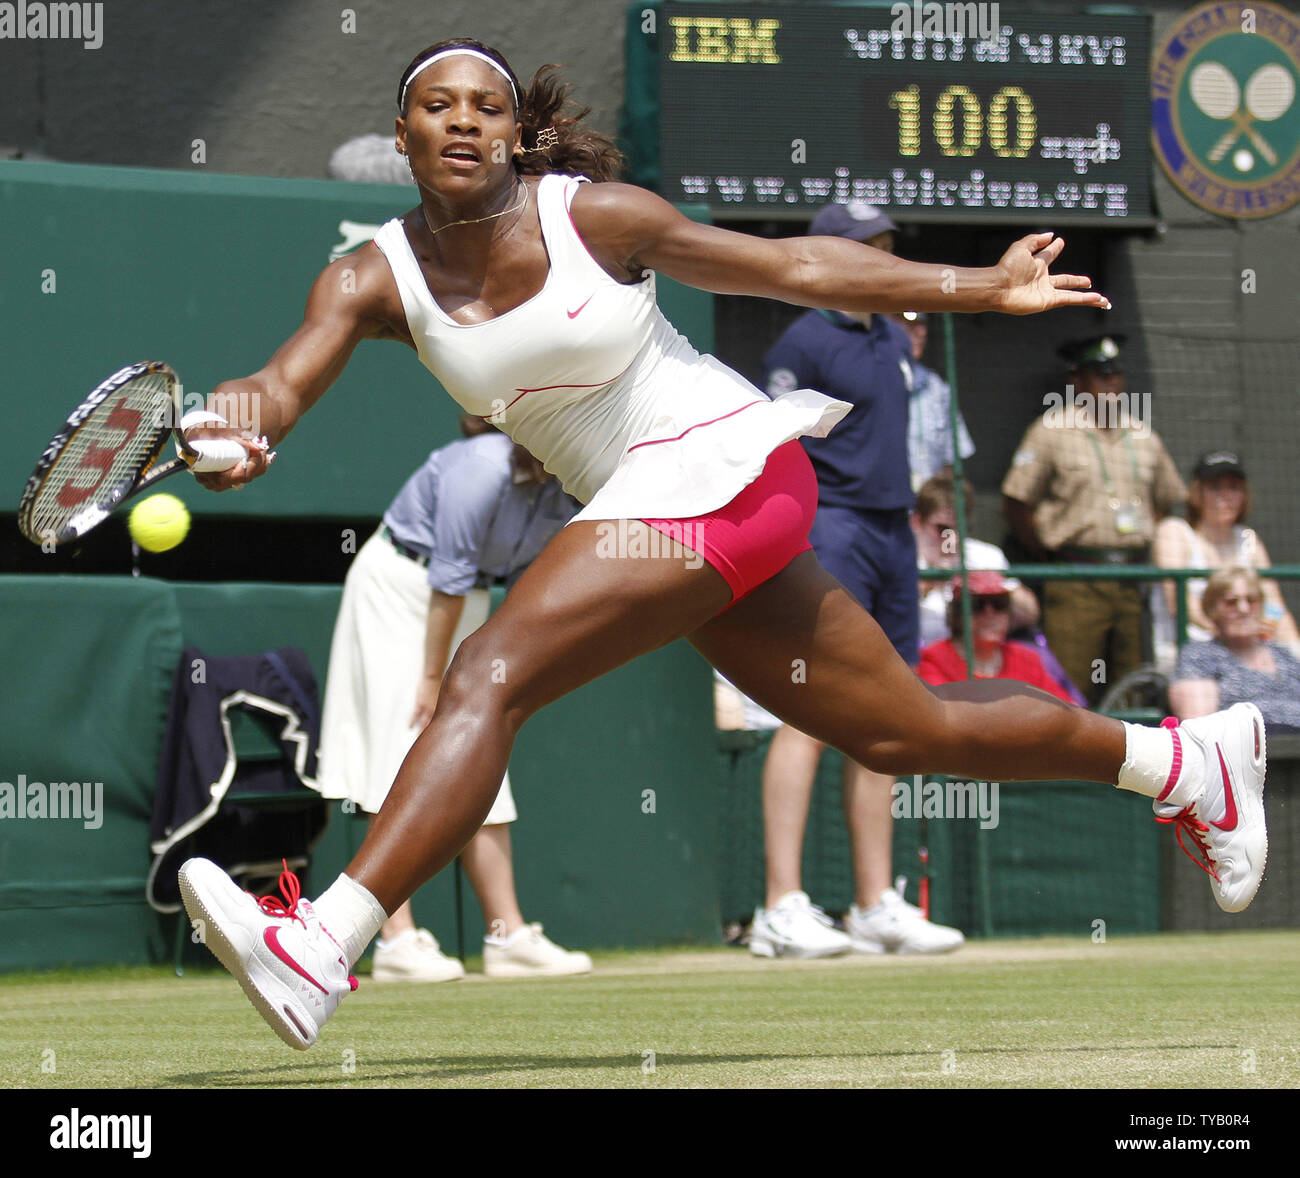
top-left (848, 883), bottom-right (965, 954)
top-left (178, 857), bottom-right (356, 1051)
top-left (1154, 704), bottom-right (1268, 913)
top-left (483, 924), bottom-right (593, 978)
top-left (372, 928), bottom-right (465, 984)
top-left (749, 891), bottom-right (851, 959)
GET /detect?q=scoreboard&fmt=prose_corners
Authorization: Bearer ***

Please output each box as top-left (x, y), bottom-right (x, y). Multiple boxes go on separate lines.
top-left (659, 2), bottom-right (1154, 223)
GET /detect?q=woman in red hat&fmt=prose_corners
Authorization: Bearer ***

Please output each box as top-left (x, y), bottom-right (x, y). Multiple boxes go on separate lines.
top-left (918, 571), bottom-right (1078, 704)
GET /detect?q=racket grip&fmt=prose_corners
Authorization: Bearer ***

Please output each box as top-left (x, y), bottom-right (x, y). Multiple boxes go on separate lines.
top-left (184, 437), bottom-right (249, 473)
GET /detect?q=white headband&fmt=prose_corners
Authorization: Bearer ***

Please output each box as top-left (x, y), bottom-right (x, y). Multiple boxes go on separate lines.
top-left (400, 48), bottom-right (519, 110)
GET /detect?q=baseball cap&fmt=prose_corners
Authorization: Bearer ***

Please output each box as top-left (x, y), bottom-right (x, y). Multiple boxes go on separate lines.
top-left (1193, 451), bottom-right (1247, 482)
top-left (1058, 334), bottom-right (1126, 375)
top-left (809, 200), bottom-right (898, 242)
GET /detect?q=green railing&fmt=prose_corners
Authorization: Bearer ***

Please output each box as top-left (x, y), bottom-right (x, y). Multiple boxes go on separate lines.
top-left (919, 563), bottom-right (1300, 649)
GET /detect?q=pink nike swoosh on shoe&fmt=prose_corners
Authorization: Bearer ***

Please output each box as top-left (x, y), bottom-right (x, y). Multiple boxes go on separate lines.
top-left (263, 926), bottom-right (329, 994)
top-left (1210, 744), bottom-right (1239, 831)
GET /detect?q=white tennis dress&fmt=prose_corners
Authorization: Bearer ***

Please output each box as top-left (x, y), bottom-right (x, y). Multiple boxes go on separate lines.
top-left (373, 173), bottom-right (850, 521)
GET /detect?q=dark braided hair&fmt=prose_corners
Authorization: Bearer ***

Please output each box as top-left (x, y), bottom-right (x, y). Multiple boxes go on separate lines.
top-left (397, 38), bottom-right (623, 183)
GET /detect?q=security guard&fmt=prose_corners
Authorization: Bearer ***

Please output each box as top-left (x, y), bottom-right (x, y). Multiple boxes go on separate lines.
top-left (1002, 335), bottom-right (1185, 705)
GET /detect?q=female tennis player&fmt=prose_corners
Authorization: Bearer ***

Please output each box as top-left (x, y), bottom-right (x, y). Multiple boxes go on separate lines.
top-left (179, 39), bottom-right (1267, 1050)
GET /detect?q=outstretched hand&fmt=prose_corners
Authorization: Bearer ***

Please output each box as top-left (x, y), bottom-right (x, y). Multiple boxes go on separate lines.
top-left (995, 232), bottom-right (1111, 315)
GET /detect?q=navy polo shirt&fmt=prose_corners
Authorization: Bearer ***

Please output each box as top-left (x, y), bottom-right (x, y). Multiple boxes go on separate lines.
top-left (762, 310), bottom-right (914, 511)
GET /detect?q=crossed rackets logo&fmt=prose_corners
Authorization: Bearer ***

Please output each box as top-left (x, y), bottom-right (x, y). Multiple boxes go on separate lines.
top-left (1188, 61), bottom-right (1295, 172)
top-left (1151, 1), bottom-right (1300, 219)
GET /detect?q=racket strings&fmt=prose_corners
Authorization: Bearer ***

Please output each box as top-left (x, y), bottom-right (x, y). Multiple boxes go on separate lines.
top-left (25, 372), bottom-right (174, 543)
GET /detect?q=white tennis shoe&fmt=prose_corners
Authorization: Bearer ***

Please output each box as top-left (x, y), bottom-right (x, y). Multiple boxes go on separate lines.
top-left (178, 857), bottom-right (357, 1050)
top-left (847, 884), bottom-right (965, 954)
top-left (1154, 703), bottom-right (1268, 914)
top-left (483, 924), bottom-right (593, 978)
top-left (749, 891), bottom-right (851, 959)
top-left (372, 928), bottom-right (465, 983)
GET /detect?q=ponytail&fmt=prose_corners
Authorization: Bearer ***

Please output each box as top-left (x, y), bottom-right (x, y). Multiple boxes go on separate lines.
top-left (516, 64), bottom-right (624, 182)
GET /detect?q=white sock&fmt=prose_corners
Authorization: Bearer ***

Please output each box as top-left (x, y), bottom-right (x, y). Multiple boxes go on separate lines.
top-left (313, 873), bottom-right (387, 968)
top-left (1116, 721), bottom-right (1204, 808)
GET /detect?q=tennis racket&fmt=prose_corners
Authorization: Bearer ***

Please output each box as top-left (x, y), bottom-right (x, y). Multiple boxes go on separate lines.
top-left (17, 361), bottom-right (248, 548)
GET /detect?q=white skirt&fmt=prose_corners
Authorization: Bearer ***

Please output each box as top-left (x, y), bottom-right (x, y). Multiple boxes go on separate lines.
top-left (316, 530), bottom-right (517, 823)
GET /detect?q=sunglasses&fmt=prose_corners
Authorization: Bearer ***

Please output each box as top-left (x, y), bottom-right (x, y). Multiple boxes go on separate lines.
top-left (967, 596), bottom-right (1010, 613)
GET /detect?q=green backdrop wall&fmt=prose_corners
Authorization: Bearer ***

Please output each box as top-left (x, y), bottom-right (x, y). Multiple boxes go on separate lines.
top-left (0, 574), bottom-right (721, 971)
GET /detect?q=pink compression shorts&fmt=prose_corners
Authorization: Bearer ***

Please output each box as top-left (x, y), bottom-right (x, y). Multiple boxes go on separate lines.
top-left (641, 439), bottom-right (818, 606)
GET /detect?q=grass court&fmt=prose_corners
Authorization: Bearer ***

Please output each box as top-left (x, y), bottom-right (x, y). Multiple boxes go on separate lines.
top-left (3, 931), bottom-right (1297, 1089)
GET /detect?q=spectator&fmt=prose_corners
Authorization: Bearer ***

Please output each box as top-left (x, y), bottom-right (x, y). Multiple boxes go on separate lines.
top-left (1152, 451), bottom-right (1299, 669)
top-left (753, 201), bottom-right (963, 958)
top-left (918, 571), bottom-right (1079, 704)
top-left (912, 472), bottom-right (1039, 648)
top-left (1002, 334), bottom-right (1185, 705)
top-left (1168, 566), bottom-right (1300, 733)
top-left (891, 311), bottom-right (975, 491)
top-left (914, 475), bottom-right (1085, 704)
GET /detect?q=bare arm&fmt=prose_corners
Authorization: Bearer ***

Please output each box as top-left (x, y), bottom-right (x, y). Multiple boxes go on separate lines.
top-left (410, 591), bottom-right (468, 731)
top-left (190, 244), bottom-right (405, 491)
top-left (1010, 586), bottom-right (1041, 630)
top-left (1251, 536), bottom-right (1300, 645)
top-left (1168, 678), bottom-right (1220, 721)
top-left (1153, 518), bottom-right (1191, 627)
top-left (570, 183), bottom-right (1110, 316)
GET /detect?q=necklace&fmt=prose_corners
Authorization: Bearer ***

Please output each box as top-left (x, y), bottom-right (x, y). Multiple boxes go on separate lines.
top-left (422, 180), bottom-right (528, 238)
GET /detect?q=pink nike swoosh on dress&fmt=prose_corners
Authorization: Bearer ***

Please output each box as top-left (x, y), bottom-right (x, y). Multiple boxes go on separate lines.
top-left (567, 294), bottom-right (594, 318)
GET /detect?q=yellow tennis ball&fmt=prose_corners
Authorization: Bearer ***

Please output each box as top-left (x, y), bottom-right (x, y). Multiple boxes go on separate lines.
top-left (129, 493), bottom-right (191, 553)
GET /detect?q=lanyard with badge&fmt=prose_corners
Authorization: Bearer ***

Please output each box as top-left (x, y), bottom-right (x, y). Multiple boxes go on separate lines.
top-left (1085, 430), bottom-right (1144, 535)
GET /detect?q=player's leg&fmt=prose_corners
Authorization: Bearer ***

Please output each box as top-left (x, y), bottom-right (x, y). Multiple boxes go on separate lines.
top-left (692, 551), bottom-right (1266, 914)
top-left (693, 551), bottom-right (1123, 784)
top-left (343, 519), bottom-right (733, 916)
top-left (180, 518), bottom-right (730, 1045)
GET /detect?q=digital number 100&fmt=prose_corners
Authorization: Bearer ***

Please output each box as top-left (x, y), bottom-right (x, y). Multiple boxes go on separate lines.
top-left (888, 85), bottom-right (1036, 158)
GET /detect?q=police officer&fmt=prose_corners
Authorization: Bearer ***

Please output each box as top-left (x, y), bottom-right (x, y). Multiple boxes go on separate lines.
top-left (1002, 335), bottom-right (1186, 705)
